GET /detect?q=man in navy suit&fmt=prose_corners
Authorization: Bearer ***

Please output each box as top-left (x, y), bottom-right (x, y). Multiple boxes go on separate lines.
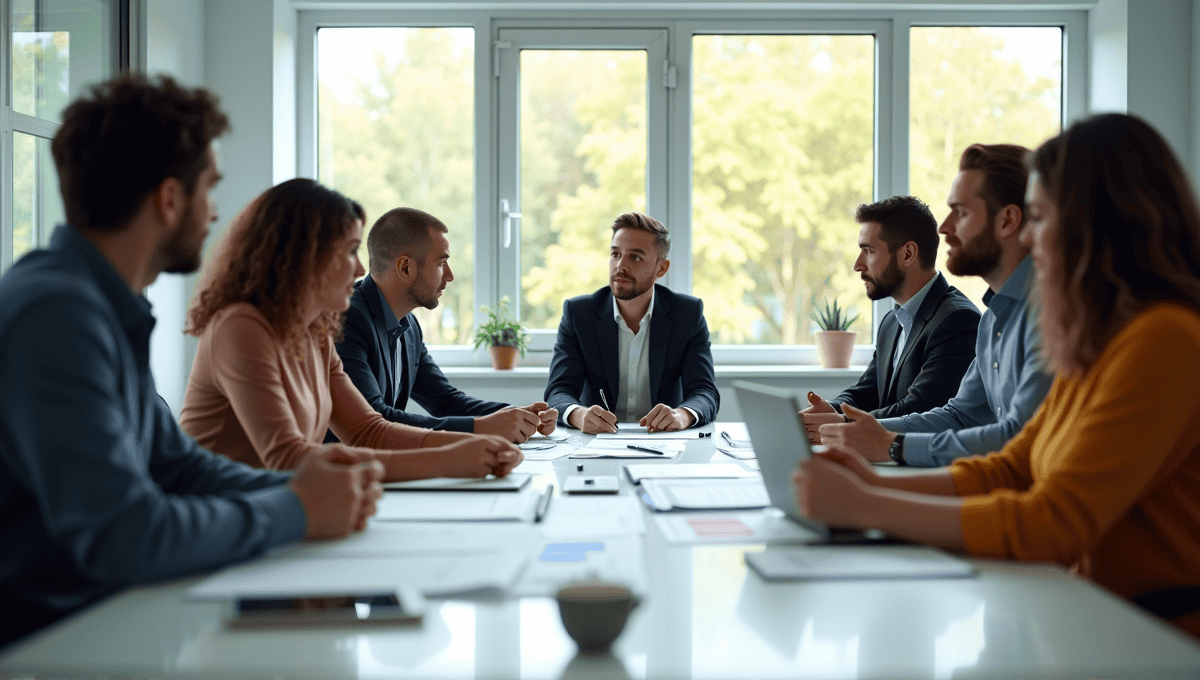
top-left (801, 195), bottom-right (980, 443)
top-left (334, 208), bottom-right (557, 444)
top-left (545, 212), bottom-right (719, 433)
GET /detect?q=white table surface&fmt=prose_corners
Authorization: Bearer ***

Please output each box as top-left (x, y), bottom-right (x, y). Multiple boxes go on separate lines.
top-left (4, 426), bottom-right (1200, 679)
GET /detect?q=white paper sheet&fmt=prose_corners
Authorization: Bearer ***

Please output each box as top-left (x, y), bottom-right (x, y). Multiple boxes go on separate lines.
top-left (262, 522), bottom-right (540, 560)
top-left (383, 473), bottom-right (531, 492)
top-left (537, 494), bottom-right (647, 538)
top-left (513, 535), bottom-right (649, 597)
top-left (653, 510), bottom-right (817, 545)
top-left (746, 545), bottom-right (975, 581)
top-left (518, 441), bottom-right (578, 461)
top-left (642, 478), bottom-right (770, 511)
top-left (624, 463), bottom-right (756, 483)
top-left (375, 489), bottom-right (540, 521)
top-left (188, 550), bottom-right (530, 599)
top-left (573, 438), bottom-right (685, 458)
top-left (594, 427), bottom-right (700, 440)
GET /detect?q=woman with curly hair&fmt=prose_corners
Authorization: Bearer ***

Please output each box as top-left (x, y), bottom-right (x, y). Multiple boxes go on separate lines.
top-left (181, 178), bottom-right (521, 480)
top-left (792, 114), bottom-right (1200, 638)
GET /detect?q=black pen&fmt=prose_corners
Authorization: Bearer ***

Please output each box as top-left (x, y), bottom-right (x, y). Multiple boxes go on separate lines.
top-left (627, 445), bottom-right (664, 455)
top-left (534, 484), bottom-right (554, 523)
top-left (721, 430), bottom-right (735, 447)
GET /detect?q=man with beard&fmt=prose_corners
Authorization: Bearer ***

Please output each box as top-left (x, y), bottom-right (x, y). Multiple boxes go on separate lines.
top-left (815, 144), bottom-right (1054, 467)
top-left (0, 74), bottom-right (382, 649)
top-left (546, 212), bottom-right (719, 433)
top-left (800, 195), bottom-right (980, 441)
top-left (332, 207), bottom-right (557, 444)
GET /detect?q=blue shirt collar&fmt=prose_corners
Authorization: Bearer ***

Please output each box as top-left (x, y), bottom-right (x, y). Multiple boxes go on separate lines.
top-left (893, 271), bottom-right (939, 324)
top-left (50, 225), bottom-right (155, 335)
top-left (983, 255), bottom-right (1035, 309)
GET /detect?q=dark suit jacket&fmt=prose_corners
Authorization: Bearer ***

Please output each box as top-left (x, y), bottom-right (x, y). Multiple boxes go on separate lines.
top-left (832, 273), bottom-right (980, 419)
top-left (545, 285), bottom-right (719, 426)
top-left (331, 275), bottom-right (507, 436)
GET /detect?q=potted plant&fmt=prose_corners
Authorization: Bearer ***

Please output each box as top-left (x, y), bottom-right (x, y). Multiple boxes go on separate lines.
top-left (810, 299), bottom-right (858, 368)
top-left (472, 296), bottom-right (531, 370)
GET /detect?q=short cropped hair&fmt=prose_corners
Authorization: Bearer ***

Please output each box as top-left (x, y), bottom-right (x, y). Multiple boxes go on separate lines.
top-left (367, 207), bottom-right (449, 277)
top-left (52, 72), bottom-right (230, 231)
top-left (854, 195), bottom-right (939, 269)
top-left (611, 212), bottom-right (670, 259)
top-left (959, 143), bottom-right (1031, 225)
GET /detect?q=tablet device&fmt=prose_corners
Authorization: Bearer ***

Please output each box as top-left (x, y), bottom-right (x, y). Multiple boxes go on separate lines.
top-left (227, 588), bottom-right (426, 630)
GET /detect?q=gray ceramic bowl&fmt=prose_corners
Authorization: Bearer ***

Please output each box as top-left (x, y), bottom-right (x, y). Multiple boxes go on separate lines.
top-left (555, 581), bottom-right (641, 654)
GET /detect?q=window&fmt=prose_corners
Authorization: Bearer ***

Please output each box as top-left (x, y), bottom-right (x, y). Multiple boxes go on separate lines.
top-left (910, 26), bottom-right (1063, 310)
top-left (317, 26), bottom-right (475, 344)
top-left (3, 0), bottom-right (123, 272)
top-left (299, 9), bottom-right (1085, 364)
top-left (692, 34), bottom-right (874, 345)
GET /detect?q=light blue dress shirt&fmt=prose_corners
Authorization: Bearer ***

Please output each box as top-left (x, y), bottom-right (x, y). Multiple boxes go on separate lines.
top-left (878, 256), bottom-right (1053, 467)
top-left (891, 272), bottom-right (940, 375)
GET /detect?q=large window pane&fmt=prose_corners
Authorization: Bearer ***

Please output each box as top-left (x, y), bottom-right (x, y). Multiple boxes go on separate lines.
top-left (317, 27), bottom-right (474, 345)
top-left (12, 132), bottom-right (64, 265)
top-left (910, 26), bottom-right (1062, 309)
top-left (11, 0), bottom-right (114, 122)
top-left (519, 49), bottom-right (648, 330)
top-left (692, 35), bottom-right (874, 345)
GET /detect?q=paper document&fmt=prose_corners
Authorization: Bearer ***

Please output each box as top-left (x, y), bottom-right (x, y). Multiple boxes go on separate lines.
top-left (574, 438), bottom-right (685, 459)
top-left (384, 473), bottom-right (531, 492)
top-left (376, 489), bottom-right (540, 521)
top-left (189, 550), bottom-right (530, 599)
top-left (518, 440), bottom-right (577, 461)
top-left (746, 545), bottom-right (975, 581)
top-left (642, 478), bottom-right (769, 511)
top-left (624, 463), bottom-right (756, 484)
top-left (654, 511), bottom-right (817, 545)
top-left (514, 535), bottom-right (649, 597)
top-left (263, 522), bottom-right (539, 561)
top-left (537, 495), bottom-right (647, 538)
top-left (595, 426), bottom-right (700, 440)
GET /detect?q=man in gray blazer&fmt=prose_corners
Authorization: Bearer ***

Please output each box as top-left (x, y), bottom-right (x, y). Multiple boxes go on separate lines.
top-left (802, 196), bottom-right (980, 442)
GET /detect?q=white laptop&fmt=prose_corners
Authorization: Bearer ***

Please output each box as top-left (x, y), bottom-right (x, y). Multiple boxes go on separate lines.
top-left (732, 381), bottom-right (894, 544)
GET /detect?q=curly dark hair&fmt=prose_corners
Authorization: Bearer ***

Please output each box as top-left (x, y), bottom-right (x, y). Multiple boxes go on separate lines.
top-left (1030, 114), bottom-right (1200, 376)
top-left (187, 178), bottom-right (365, 349)
top-left (52, 72), bottom-right (229, 231)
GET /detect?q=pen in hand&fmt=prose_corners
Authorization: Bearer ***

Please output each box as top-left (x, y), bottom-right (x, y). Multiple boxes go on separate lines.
top-left (599, 388), bottom-right (612, 412)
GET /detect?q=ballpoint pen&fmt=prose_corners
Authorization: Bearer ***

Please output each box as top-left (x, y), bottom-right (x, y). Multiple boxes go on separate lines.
top-left (627, 444), bottom-right (664, 455)
top-left (599, 388), bottom-right (612, 411)
top-left (534, 484), bottom-right (554, 523)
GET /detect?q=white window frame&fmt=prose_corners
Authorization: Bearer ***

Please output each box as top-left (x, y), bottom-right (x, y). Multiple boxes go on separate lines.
top-left (295, 6), bottom-right (1087, 368)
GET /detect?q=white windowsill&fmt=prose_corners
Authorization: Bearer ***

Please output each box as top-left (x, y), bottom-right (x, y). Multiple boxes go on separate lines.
top-left (439, 364), bottom-right (867, 380)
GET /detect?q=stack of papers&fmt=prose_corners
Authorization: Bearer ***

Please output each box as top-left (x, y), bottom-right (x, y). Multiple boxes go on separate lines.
top-left (573, 438), bottom-right (685, 458)
top-left (384, 473), bottom-right (531, 492)
top-left (624, 463), bottom-right (756, 484)
top-left (641, 478), bottom-right (770, 511)
top-left (375, 489), bottom-right (541, 521)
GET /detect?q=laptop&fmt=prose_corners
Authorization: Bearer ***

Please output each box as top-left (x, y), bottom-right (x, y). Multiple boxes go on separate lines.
top-left (732, 380), bottom-right (895, 544)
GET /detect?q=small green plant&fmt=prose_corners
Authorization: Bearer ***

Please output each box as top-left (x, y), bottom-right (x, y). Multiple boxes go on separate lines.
top-left (810, 299), bottom-right (859, 331)
top-left (472, 296), bottom-right (531, 357)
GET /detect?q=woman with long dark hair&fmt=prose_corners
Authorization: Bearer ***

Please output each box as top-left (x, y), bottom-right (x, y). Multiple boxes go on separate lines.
top-left (181, 178), bottom-right (521, 480)
top-left (793, 114), bottom-right (1200, 638)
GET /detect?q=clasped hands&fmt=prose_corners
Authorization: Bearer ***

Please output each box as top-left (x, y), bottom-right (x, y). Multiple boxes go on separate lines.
top-left (799, 391), bottom-right (897, 462)
top-left (474, 401), bottom-right (558, 443)
top-left (569, 402), bottom-right (695, 434)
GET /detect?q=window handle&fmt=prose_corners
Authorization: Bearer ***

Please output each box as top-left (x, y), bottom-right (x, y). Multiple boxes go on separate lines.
top-left (500, 199), bottom-right (522, 249)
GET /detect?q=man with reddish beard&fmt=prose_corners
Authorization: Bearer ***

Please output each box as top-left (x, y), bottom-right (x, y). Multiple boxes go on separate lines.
top-left (816, 144), bottom-right (1054, 467)
top-left (546, 212), bottom-right (719, 433)
top-left (801, 195), bottom-right (980, 441)
top-left (333, 207), bottom-right (558, 444)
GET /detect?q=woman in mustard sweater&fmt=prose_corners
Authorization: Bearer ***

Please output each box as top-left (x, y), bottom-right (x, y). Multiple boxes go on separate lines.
top-left (181, 178), bottom-right (522, 481)
top-left (793, 113), bottom-right (1200, 638)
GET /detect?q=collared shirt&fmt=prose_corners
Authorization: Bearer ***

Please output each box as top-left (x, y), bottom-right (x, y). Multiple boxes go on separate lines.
top-left (0, 225), bottom-right (305, 646)
top-left (371, 279), bottom-right (409, 400)
top-left (879, 256), bottom-right (1054, 466)
top-left (613, 290), bottom-right (656, 423)
top-left (891, 271), bottom-right (940, 372)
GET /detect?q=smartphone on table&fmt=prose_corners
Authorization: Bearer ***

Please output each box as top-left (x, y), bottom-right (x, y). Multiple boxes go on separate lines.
top-left (227, 588), bottom-right (426, 630)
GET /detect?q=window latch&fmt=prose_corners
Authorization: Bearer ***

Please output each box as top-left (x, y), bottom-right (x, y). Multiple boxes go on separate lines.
top-left (500, 199), bottom-right (522, 249)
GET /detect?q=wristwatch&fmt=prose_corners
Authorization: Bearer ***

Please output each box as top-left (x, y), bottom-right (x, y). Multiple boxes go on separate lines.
top-left (887, 434), bottom-right (907, 465)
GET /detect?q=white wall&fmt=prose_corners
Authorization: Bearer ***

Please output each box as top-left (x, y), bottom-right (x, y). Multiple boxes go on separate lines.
top-left (1126, 0), bottom-right (1193, 171)
top-left (144, 0), bottom-right (205, 415)
top-left (1088, 0), bottom-right (1127, 114)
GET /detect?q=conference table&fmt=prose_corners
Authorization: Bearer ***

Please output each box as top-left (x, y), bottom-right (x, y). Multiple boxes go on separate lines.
top-left (3, 424), bottom-right (1200, 680)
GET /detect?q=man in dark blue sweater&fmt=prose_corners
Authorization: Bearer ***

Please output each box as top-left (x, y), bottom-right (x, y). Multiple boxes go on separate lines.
top-left (0, 74), bottom-right (383, 650)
